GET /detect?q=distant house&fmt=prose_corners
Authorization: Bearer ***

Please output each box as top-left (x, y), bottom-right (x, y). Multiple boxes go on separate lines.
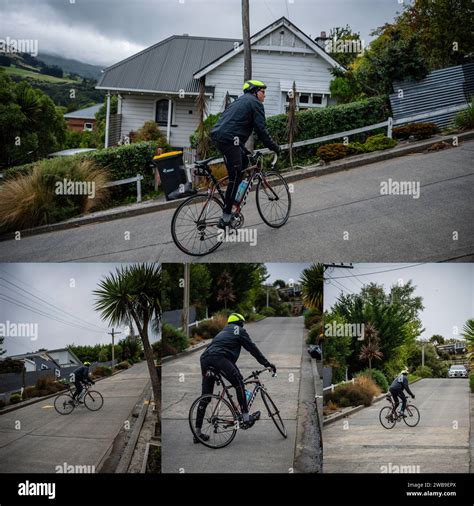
top-left (8, 351), bottom-right (60, 372)
top-left (64, 103), bottom-right (102, 132)
top-left (96, 17), bottom-right (343, 148)
top-left (8, 347), bottom-right (82, 372)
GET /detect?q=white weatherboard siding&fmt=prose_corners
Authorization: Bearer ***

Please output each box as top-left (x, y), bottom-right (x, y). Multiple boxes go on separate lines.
top-left (205, 50), bottom-right (334, 116)
top-left (121, 95), bottom-right (199, 147)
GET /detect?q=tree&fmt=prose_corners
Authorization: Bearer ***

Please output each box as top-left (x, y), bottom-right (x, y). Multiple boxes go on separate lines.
top-left (359, 323), bottom-right (383, 371)
top-left (328, 25), bottom-right (362, 67)
top-left (300, 263), bottom-right (324, 311)
top-left (94, 264), bottom-right (161, 432)
top-left (216, 271), bottom-right (236, 309)
top-left (461, 319), bottom-right (474, 351)
top-left (0, 335), bottom-right (6, 356)
top-left (273, 279), bottom-right (286, 289)
top-left (429, 334), bottom-right (445, 345)
top-left (195, 78), bottom-right (210, 159)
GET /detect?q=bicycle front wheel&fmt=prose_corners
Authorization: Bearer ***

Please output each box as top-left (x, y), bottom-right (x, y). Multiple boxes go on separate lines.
top-left (54, 394), bottom-right (75, 415)
top-left (379, 406), bottom-right (396, 429)
top-left (171, 194), bottom-right (224, 256)
top-left (188, 394), bottom-right (238, 449)
top-left (260, 389), bottom-right (287, 438)
top-left (256, 171), bottom-right (291, 228)
top-left (84, 390), bottom-right (104, 411)
top-left (403, 404), bottom-right (420, 427)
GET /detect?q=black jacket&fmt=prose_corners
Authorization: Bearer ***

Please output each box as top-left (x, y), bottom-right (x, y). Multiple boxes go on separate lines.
top-left (390, 374), bottom-right (414, 396)
top-left (74, 365), bottom-right (92, 383)
top-left (211, 92), bottom-right (279, 152)
top-left (201, 323), bottom-right (270, 367)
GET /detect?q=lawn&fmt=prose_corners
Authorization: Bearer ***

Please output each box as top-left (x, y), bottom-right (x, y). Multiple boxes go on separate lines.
top-left (1, 65), bottom-right (79, 84)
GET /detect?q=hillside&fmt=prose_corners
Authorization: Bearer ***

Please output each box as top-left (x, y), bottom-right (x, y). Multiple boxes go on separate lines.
top-left (38, 53), bottom-right (104, 81)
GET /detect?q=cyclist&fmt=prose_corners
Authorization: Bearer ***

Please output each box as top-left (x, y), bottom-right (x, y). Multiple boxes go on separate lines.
top-left (210, 80), bottom-right (281, 229)
top-left (389, 368), bottom-right (415, 417)
top-left (194, 312), bottom-right (276, 443)
top-left (71, 361), bottom-right (95, 403)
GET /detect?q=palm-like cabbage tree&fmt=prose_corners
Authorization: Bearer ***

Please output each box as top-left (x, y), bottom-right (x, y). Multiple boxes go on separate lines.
top-left (94, 263), bottom-right (161, 429)
top-left (359, 323), bottom-right (383, 371)
top-left (461, 319), bottom-right (474, 351)
top-left (300, 263), bottom-right (324, 310)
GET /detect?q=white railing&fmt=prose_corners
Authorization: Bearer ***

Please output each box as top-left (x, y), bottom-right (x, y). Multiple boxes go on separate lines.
top-left (323, 377), bottom-right (355, 393)
top-left (104, 174), bottom-right (143, 203)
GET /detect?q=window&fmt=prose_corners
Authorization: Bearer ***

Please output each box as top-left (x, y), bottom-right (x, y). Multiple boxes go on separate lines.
top-left (83, 122), bottom-right (93, 132)
top-left (283, 91), bottom-right (326, 112)
top-left (156, 99), bottom-right (173, 125)
top-left (312, 94), bottom-right (323, 105)
top-left (299, 94), bottom-right (310, 104)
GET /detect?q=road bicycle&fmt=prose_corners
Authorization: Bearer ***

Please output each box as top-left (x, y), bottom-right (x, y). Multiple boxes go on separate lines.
top-left (188, 367), bottom-right (287, 449)
top-left (171, 149), bottom-right (291, 256)
top-left (379, 394), bottom-right (420, 429)
top-left (54, 383), bottom-right (104, 415)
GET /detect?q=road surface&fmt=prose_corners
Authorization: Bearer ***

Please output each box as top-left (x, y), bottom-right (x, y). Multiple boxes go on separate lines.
top-left (162, 317), bottom-right (304, 473)
top-left (0, 361), bottom-right (150, 473)
top-left (324, 378), bottom-right (470, 473)
top-left (0, 142), bottom-right (472, 262)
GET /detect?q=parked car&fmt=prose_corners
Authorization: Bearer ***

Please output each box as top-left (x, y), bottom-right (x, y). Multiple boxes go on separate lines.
top-left (447, 365), bottom-right (468, 378)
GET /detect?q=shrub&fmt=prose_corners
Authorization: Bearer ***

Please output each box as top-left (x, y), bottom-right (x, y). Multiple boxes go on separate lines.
top-left (189, 113), bottom-right (222, 154)
top-left (152, 341), bottom-right (161, 361)
top-left (0, 398), bottom-right (5, 409)
top-left (356, 368), bottom-right (389, 392)
top-left (132, 121), bottom-right (169, 145)
top-left (162, 323), bottom-right (189, 355)
top-left (304, 308), bottom-right (322, 330)
top-left (98, 348), bottom-right (109, 363)
top-left (24, 387), bottom-right (38, 399)
top-left (9, 393), bottom-right (22, 404)
top-left (264, 96), bottom-right (390, 148)
top-left (316, 143), bottom-right (349, 162)
top-left (0, 358), bottom-right (24, 373)
top-left (190, 316), bottom-right (226, 341)
top-left (260, 307), bottom-right (276, 317)
top-left (324, 376), bottom-right (380, 408)
top-left (393, 122), bottom-right (439, 140)
top-left (414, 365), bottom-right (433, 378)
top-left (454, 100), bottom-right (474, 130)
top-left (116, 361), bottom-right (131, 370)
top-left (307, 322), bottom-right (324, 345)
top-left (92, 366), bottom-right (112, 377)
top-left (0, 157), bottom-right (109, 233)
top-left (470, 374), bottom-right (474, 393)
top-left (363, 134), bottom-right (397, 152)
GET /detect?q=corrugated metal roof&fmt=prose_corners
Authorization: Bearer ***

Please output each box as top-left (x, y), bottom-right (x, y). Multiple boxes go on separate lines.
top-left (64, 103), bottom-right (102, 119)
top-left (97, 36), bottom-right (238, 94)
top-left (389, 63), bottom-right (474, 127)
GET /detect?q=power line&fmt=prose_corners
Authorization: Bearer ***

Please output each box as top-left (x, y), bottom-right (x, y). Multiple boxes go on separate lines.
top-left (283, 0), bottom-right (290, 19)
top-left (0, 278), bottom-right (106, 333)
top-left (0, 267), bottom-right (106, 331)
top-left (0, 295), bottom-right (105, 335)
top-left (326, 263), bottom-right (426, 280)
top-left (263, 0), bottom-right (276, 18)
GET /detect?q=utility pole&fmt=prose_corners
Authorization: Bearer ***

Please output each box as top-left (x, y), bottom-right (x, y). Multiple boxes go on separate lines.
top-left (183, 263), bottom-right (190, 339)
top-left (422, 343), bottom-right (425, 368)
top-left (242, 0), bottom-right (252, 81)
top-left (107, 328), bottom-right (121, 371)
top-left (266, 286), bottom-right (270, 308)
top-left (322, 263), bottom-right (354, 272)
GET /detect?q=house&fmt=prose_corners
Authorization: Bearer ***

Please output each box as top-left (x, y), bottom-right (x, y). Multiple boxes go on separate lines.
top-left (8, 351), bottom-right (60, 372)
top-left (96, 17), bottom-right (343, 149)
top-left (8, 347), bottom-right (82, 372)
top-left (64, 103), bottom-right (102, 132)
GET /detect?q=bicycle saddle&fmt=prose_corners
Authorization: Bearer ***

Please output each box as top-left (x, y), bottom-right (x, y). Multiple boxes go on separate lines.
top-left (195, 156), bottom-right (219, 166)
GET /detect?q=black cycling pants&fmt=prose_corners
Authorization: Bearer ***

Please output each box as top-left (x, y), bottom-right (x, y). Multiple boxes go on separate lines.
top-left (390, 388), bottom-right (407, 411)
top-left (195, 354), bottom-right (247, 429)
top-left (215, 142), bottom-right (248, 214)
top-left (73, 380), bottom-right (84, 399)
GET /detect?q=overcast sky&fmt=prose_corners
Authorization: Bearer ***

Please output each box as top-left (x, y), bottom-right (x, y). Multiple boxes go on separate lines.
top-left (0, 0), bottom-right (402, 67)
top-left (324, 263), bottom-right (474, 342)
top-left (0, 263), bottom-right (159, 357)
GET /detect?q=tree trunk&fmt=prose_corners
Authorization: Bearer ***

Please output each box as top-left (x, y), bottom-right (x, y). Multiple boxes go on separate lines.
top-left (140, 326), bottom-right (161, 434)
top-left (368, 358), bottom-right (372, 371)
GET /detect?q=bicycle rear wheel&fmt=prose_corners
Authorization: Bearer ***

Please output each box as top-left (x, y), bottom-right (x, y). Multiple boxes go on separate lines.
top-left (403, 404), bottom-right (420, 427)
top-left (54, 393), bottom-right (75, 415)
top-left (256, 171), bottom-right (291, 228)
top-left (260, 389), bottom-right (287, 438)
top-left (171, 194), bottom-right (224, 256)
top-left (84, 390), bottom-right (104, 411)
top-left (188, 394), bottom-right (238, 449)
top-left (379, 406), bottom-right (396, 429)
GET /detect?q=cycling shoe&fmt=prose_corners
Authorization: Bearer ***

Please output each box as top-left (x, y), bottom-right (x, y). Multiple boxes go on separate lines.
top-left (193, 433), bottom-right (210, 444)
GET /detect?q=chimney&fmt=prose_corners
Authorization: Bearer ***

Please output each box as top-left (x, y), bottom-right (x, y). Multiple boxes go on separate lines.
top-left (314, 31), bottom-right (330, 49)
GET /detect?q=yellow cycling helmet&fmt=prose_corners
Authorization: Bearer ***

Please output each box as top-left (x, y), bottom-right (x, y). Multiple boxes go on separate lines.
top-left (242, 80), bottom-right (267, 93)
top-left (228, 313), bottom-right (246, 323)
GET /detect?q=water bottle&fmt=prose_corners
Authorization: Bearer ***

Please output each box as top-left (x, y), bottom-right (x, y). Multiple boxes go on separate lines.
top-left (245, 389), bottom-right (252, 404)
top-left (234, 181), bottom-right (248, 204)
